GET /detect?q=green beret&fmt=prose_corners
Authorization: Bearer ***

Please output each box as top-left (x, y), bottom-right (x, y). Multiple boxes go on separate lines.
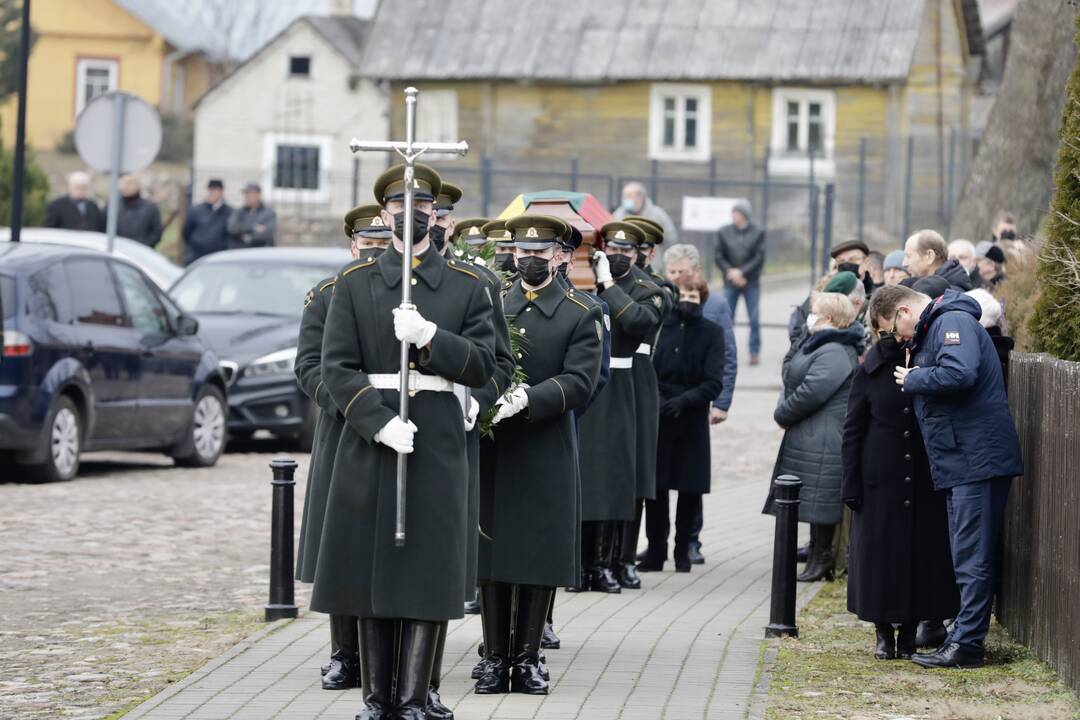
top-left (453, 217), bottom-right (489, 245)
top-left (625, 216), bottom-right (664, 246)
top-left (824, 271), bottom-right (858, 295)
top-left (435, 182), bottom-right (462, 217)
top-left (481, 219), bottom-right (514, 248)
top-left (372, 162), bottom-right (442, 205)
top-left (343, 203), bottom-right (391, 239)
top-left (505, 214), bottom-right (569, 250)
top-left (599, 221), bottom-right (646, 249)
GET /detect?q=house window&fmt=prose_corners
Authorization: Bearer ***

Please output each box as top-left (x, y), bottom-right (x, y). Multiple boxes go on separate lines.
top-left (770, 88), bottom-right (836, 175)
top-left (75, 58), bottom-right (118, 116)
top-left (289, 55), bottom-right (311, 78)
top-left (649, 84), bottom-right (711, 162)
top-left (262, 133), bottom-right (333, 203)
top-left (415, 90), bottom-right (459, 148)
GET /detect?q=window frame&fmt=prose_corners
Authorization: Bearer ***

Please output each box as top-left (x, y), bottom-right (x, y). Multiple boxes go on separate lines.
top-left (288, 55), bottom-right (311, 79)
top-left (261, 133), bottom-right (333, 204)
top-left (769, 87), bottom-right (836, 176)
top-left (648, 83), bottom-right (712, 163)
top-left (75, 57), bottom-right (119, 117)
top-left (63, 257), bottom-right (127, 328)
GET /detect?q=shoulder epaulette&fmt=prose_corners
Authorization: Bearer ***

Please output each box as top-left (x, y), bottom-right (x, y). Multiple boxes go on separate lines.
top-left (342, 258), bottom-right (376, 276)
top-left (319, 279), bottom-right (336, 293)
top-left (447, 258), bottom-right (480, 280)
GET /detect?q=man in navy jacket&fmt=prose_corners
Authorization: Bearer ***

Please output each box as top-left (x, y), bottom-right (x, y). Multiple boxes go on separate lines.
top-left (868, 286), bottom-right (1023, 669)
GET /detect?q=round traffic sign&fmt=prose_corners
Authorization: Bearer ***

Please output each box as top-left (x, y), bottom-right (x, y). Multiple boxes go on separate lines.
top-left (74, 91), bottom-right (162, 174)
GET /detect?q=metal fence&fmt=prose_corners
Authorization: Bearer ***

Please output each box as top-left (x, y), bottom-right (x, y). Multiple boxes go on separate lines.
top-left (1001, 352), bottom-right (1080, 697)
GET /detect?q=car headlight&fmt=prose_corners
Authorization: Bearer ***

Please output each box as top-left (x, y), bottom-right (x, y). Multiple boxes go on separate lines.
top-left (245, 347), bottom-right (297, 378)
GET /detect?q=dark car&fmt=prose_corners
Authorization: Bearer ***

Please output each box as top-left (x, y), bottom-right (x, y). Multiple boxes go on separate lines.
top-left (0, 243), bottom-right (228, 482)
top-left (168, 247), bottom-right (350, 449)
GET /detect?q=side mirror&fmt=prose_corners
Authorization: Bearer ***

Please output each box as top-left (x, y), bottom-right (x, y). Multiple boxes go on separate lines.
top-left (176, 314), bottom-right (199, 337)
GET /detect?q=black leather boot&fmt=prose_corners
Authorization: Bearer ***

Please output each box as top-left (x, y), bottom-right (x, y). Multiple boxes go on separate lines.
top-left (426, 621), bottom-right (453, 719)
top-left (587, 522), bottom-right (621, 593)
top-left (475, 582), bottom-right (512, 694)
top-left (393, 619), bottom-right (440, 720)
top-left (797, 524), bottom-right (836, 582)
top-left (542, 593), bottom-right (561, 649)
top-left (874, 624), bottom-right (896, 660)
top-left (510, 585), bottom-right (552, 694)
top-left (566, 523), bottom-right (592, 592)
top-left (915, 620), bottom-right (948, 649)
top-left (324, 614), bottom-right (360, 689)
top-left (463, 587), bottom-right (481, 615)
top-left (356, 618), bottom-right (395, 720)
top-left (896, 623), bottom-right (918, 660)
top-left (616, 510), bottom-right (643, 589)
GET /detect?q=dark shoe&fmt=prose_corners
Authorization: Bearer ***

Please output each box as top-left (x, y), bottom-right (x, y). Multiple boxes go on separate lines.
top-left (874, 624), bottom-right (896, 660)
top-left (393, 619), bottom-right (440, 719)
top-left (538, 651), bottom-right (550, 682)
top-left (357, 618), bottom-right (395, 720)
top-left (587, 566), bottom-right (622, 593)
top-left (616, 562), bottom-right (642, 589)
top-left (636, 549), bottom-right (648, 563)
top-left (541, 623), bottom-right (561, 650)
top-left (474, 655), bottom-right (510, 693)
top-left (915, 620), bottom-right (948, 649)
top-left (911, 642), bottom-right (985, 669)
top-left (687, 543), bottom-right (705, 565)
top-left (471, 656), bottom-right (493, 680)
top-left (796, 543), bottom-right (811, 564)
top-left (323, 654), bottom-right (360, 689)
top-left (636, 556), bottom-right (664, 572)
top-left (426, 685), bottom-right (453, 719)
top-left (896, 623), bottom-right (917, 660)
top-left (510, 654), bottom-right (549, 694)
top-left (674, 558), bottom-right (691, 573)
top-left (321, 660), bottom-right (331, 676)
top-left (463, 598), bottom-right (481, 615)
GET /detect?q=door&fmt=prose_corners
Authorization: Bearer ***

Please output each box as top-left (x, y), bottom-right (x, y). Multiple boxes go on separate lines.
top-left (64, 258), bottom-right (140, 442)
top-left (114, 263), bottom-right (201, 441)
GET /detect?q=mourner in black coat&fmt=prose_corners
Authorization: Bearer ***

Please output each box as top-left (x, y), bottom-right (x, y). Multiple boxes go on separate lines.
top-left (641, 280), bottom-right (724, 572)
top-left (842, 335), bottom-right (959, 660)
top-left (45, 194), bottom-right (105, 232)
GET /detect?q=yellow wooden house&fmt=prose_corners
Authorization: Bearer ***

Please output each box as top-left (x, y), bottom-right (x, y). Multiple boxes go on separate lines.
top-left (0, 0), bottom-right (220, 150)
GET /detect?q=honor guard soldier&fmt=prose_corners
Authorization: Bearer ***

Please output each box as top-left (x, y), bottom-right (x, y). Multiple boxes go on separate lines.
top-left (484, 219), bottom-right (517, 275)
top-left (627, 216), bottom-right (679, 303)
top-left (429, 182), bottom-right (462, 253)
top-left (475, 214), bottom-right (602, 696)
top-left (312, 162), bottom-right (496, 720)
top-left (295, 204), bottom-right (391, 691)
top-left (576, 222), bottom-right (664, 592)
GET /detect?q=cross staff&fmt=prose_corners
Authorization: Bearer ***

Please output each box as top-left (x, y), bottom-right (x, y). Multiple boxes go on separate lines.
top-left (349, 87), bottom-right (469, 547)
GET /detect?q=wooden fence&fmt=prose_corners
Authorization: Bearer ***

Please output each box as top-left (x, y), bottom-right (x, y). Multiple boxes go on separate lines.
top-left (1001, 353), bottom-right (1080, 696)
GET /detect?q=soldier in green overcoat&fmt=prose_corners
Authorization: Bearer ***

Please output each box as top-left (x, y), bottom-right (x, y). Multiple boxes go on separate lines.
top-left (312, 163), bottom-right (496, 720)
top-left (474, 215), bottom-right (602, 696)
top-left (576, 222), bottom-right (664, 593)
top-left (294, 204), bottom-right (390, 691)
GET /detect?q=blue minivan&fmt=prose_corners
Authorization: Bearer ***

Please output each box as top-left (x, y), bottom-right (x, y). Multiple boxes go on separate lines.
top-left (0, 243), bottom-right (228, 482)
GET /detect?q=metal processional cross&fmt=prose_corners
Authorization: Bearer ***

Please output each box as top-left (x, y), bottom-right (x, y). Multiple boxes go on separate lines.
top-left (349, 87), bottom-right (469, 547)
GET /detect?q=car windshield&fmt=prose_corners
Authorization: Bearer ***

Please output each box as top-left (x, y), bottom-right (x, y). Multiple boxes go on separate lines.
top-left (171, 263), bottom-right (333, 316)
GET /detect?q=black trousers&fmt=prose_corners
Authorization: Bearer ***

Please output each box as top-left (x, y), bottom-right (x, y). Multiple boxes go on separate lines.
top-left (689, 502), bottom-right (703, 548)
top-left (644, 491), bottom-right (702, 561)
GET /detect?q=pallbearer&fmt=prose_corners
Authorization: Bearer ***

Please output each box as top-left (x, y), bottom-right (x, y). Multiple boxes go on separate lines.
top-left (627, 216), bottom-right (679, 303)
top-left (484, 219), bottom-right (517, 275)
top-left (475, 214), bottom-right (602, 695)
top-left (312, 163), bottom-right (496, 720)
top-left (429, 182), bottom-right (462, 253)
top-left (294, 204), bottom-right (390, 690)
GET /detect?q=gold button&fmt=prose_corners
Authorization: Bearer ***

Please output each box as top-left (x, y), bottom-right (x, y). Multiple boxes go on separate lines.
top-left (519, 328), bottom-right (526, 335)
top-left (525, 307), bottom-right (532, 312)
top-left (409, 362), bottom-right (416, 369)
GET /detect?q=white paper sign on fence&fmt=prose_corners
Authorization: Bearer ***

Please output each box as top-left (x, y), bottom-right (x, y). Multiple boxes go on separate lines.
top-left (681, 196), bottom-right (742, 232)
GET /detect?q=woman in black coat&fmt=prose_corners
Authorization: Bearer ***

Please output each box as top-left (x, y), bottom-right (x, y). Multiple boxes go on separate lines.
top-left (842, 332), bottom-right (959, 660)
top-left (639, 277), bottom-right (725, 572)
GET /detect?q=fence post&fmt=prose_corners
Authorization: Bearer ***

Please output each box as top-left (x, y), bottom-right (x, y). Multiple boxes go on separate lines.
top-left (266, 456), bottom-right (298, 622)
top-left (762, 146), bottom-right (771, 235)
top-left (945, 127), bottom-right (956, 231)
top-left (351, 157), bottom-right (360, 207)
top-left (481, 156), bottom-right (493, 218)
top-left (765, 475), bottom-right (803, 638)
top-left (569, 157), bottom-right (579, 193)
top-left (822, 183), bottom-right (835, 272)
top-left (649, 159), bottom-right (659, 202)
top-left (708, 156), bottom-right (717, 196)
top-left (857, 138), bottom-right (866, 243)
top-left (902, 135), bottom-right (914, 242)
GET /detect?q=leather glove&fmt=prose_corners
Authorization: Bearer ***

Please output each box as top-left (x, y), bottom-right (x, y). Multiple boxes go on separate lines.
top-left (463, 395), bottom-right (479, 432)
top-left (659, 397), bottom-right (682, 419)
top-left (393, 307), bottom-right (437, 347)
top-left (593, 251), bottom-right (612, 285)
top-left (844, 497), bottom-right (862, 512)
top-left (492, 386), bottom-right (530, 425)
top-left (373, 416), bottom-right (417, 454)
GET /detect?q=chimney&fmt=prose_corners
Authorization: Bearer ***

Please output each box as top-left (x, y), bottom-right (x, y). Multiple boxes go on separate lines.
top-left (329, 0), bottom-right (354, 15)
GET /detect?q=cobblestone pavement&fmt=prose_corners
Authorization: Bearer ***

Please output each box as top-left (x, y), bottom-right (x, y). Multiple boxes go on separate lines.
top-left (0, 278), bottom-right (811, 720)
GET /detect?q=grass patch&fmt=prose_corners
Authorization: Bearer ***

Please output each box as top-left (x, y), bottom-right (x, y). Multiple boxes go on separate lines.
top-left (765, 579), bottom-right (1080, 720)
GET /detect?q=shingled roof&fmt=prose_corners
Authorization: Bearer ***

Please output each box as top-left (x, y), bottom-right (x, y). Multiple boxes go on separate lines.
top-left (360, 0), bottom-right (983, 84)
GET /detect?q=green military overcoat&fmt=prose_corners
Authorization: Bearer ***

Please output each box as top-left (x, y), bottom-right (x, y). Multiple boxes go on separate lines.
top-left (311, 247), bottom-right (495, 621)
top-left (578, 270), bottom-right (663, 521)
top-left (480, 278), bottom-right (602, 587)
top-left (629, 266), bottom-right (668, 501)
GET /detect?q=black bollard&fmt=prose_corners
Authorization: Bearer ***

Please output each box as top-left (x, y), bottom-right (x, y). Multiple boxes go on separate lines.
top-left (266, 456), bottom-right (299, 621)
top-left (765, 474), bottom-right (802, 638)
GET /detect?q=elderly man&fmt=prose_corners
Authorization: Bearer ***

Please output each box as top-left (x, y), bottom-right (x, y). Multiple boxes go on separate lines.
top-left (613, 181), bottom-right (678, 244)
top-left (110, 175), bottom-right (163, 248)
top-left (902, 229), bottom-right (972, 292)
top-left (227, 182), bottom-right (277, 249)
top-left (948, 239), bottom-right (983, 289)
top-left (715, 200), bottom-right (766, 365)
top-left (183, 179), bottom-right (232, 265)
top-left (45, 171), bottom-right (104, 231)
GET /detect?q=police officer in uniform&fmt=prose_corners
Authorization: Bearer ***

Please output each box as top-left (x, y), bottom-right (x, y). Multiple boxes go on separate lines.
top-left (475, 214), bottom-right (602, 695)
top-left (576, 222), bottom-right (664, 592)
top-left (295, 204), bottom-right (391, 690)
top-left (313, 163), bottom-right (496, 720)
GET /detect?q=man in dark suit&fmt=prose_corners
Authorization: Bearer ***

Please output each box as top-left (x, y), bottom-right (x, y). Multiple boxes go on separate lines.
top-left (45, 171), bottom-right (105, 232)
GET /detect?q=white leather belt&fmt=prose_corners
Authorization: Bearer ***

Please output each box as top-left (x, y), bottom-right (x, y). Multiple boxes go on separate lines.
top-left (369, 371), bottom-right (454, 393)
top-left (636, 343), bottom-right (651, 355)
top-left (610, 356), bottom-right (634, 369)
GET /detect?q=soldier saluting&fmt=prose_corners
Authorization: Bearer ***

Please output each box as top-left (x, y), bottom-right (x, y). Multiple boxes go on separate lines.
top-left (475, 214), bottom-right (603, 696)
top-left (311, 162), bottom-right (496, 720)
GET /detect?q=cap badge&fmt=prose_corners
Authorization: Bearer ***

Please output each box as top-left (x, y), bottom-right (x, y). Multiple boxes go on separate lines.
top-left (469, 226), bottom-right (481, 236)
top-left (371, 216), bottom-right (385, 227)
top-left (526, 227), bottom-right (539, 238)
top-left (413, 179), bottom-right (422, 188)
top-left (615, 230), bottom-right (626, 239)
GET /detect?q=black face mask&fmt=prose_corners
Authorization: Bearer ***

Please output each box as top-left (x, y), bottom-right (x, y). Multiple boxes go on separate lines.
top-left (877, 334), bottom-right (899, 355)
top-left (556, 262), bottom-right (569, 278)
top-left (495, 253), bottom-right (516, 273)
top-left (999, 229), bottom-right (1016, 241)
top-left (428, 223), bottom-right (447, 251)
top-left (517, 255), bottom-right (551, 286)
top-left (837, 262), bottom-right (862, 276)
top-left (635, 253), bottom-right (647, 268)
top-left (356, 246), bottom-right (386, 262)
top-left (609, 254), bottom-right (632, 279)
top-left (677, 301), bottom-right (702, 320)
top-left (392, 209), bottom-right (431, 243)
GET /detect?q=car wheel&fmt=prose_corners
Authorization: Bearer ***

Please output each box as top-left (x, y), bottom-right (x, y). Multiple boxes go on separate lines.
top-left (173, 385), bottom-right (226, 468)
top-left (28, 396), bottom-right (81, 483)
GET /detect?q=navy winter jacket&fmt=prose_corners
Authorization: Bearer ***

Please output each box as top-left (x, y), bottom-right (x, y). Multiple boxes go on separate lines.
top-left (903, 290), bottom-right (1023, 489)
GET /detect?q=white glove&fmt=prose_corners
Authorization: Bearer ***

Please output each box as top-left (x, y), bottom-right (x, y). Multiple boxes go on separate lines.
top-left (492, 386), bottom-right (530, 425)
top-left (393, 307), bottom-right (437, 347)
top-left (593, 251), bottom-right (612, 285)
top-left (464, 396), bottom-right (480, 431)
top-left (373, 416), bottom-right (417, 454)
